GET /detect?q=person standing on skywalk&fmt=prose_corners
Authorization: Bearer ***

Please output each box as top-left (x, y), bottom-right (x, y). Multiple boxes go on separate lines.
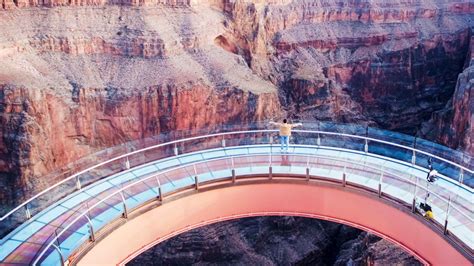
top-left (269, 119), bottom-right (302, 152)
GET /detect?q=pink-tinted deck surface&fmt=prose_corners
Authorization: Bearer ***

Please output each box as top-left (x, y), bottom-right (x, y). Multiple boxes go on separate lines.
top-left (77, 183), bottom-right (471, 266)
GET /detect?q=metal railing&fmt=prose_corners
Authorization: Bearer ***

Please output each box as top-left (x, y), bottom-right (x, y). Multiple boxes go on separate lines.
top-left (0, 128), bottom-right (472, 235)
top-left (32, 149), bottom-right (473, 265)
top-left (0, 124), bottom-right (472, 264)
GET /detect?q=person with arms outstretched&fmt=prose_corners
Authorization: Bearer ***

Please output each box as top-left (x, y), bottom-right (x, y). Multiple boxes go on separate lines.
top-left (269, 119), bottom-right (302, 152)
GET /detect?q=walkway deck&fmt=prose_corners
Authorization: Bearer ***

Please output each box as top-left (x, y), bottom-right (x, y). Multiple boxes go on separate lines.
top-left (0, 129), bottom-right (472, 265)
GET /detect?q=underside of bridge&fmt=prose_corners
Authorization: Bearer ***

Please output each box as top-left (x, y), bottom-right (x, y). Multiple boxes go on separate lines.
top-left (76, 181), bottom-right (471, 266)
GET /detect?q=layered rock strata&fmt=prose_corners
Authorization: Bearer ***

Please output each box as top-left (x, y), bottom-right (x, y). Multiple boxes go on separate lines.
top-left (0, 0), bottom-right (472, 203)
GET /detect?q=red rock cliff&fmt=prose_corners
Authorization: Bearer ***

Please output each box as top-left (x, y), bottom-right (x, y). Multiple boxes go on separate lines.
top-left (0, 0), bottom-right (472, 201)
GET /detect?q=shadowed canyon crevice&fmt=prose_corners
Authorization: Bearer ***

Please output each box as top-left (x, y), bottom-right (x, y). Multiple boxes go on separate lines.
top-left (127, 216), bottom-right (423, 266)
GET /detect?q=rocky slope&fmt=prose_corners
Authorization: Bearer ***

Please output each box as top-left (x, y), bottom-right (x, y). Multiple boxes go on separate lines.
top-left (127, 216), bottom-right (422, 266)
top-left (0, 1), bottom-right (472, 198)
top-left (0, 0), bottom-right (471, 264)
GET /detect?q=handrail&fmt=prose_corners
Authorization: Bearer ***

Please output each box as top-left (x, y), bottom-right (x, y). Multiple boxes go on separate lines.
top-left (294, 130), bottom-right (473, 174)
top-left (1, 128), bottom-right (472, 222)
top-left (32, 151), bottom-right (473, 265)
top-left (33, 153), bottom-right (474, 265)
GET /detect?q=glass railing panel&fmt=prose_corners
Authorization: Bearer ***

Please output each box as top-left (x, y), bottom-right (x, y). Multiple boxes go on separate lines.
top-left (52, 215), bottom-right (91, 264)
top-left (307, 157), bottom-right (343, 181)
top-left (158, 167), bottom-right (194, 193)
top-left (86, 193), bottom-right (123, 234)
top-left (247, 155), bottom-right (271, 176)
top-left (39, 243), bottom-right (62, 266)
top-left (446, 206), bottom-right (474, 249)
top-left (0, 177), bottom-right (82, 239)
top-left (345, 162), bottom-right (381, 190)
top-left (414, 185), bottom-right (449, 226)
top-left (367, 140), bottom-right (413, 166)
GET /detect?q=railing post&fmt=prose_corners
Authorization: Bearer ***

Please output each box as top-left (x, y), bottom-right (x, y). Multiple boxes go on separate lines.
top-left (306, 156), bottom-right (310, 181)
top-left (125, 157), bottom-right (130, 170)
top-left (269, 146), bottom-right (273, 180)
top-left (458, 168), bottom-right (464, 184)
top-left (269, 135), bottom-right (273, 155)
top-left (174, 144), bottom-right (178, 156)
top-left (51, 244), bottom-right (65, 266)
top-left (378, 168), bottom-right (384, 198)
top-left (155, 176), bottom-right (163, 202)
top-left (194, 175), bottom-right (199, 190)
top-left (342, 165), bottom-right (346, 187)
top-left (411, 137), bottom-right (417, 165)
top-left (222, 138), bottom-right (226, 148)
top-left (444, 196), bottom-right (451, 235)
top-left (231, 157), bottom-right (236, 183)
top-left (119, 191), bottom-right (128, 219)
top-left (317, 133), bottom-right (321, 146)
top-left (85, 214), bottom-right (95, 242)
top-left (76, 176), bottom-right (82, 190)
top-left (412, 177), bottom-right (418, 213)
top-left (193, 164), bottom-right (199, 190)
top-left (25, 204), bottom-right (31, 220)
top-left (364, 126), bottom-right (369, 153)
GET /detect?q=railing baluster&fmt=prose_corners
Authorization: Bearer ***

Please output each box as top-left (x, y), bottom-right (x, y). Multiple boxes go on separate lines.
top-left (231, 157), bottom-right (236, 183)
top-left (173, 144), bottom-right (178, 156)
top-left (25, 204), bottom-right (31, 220)
top-left (342, 164), bottom-right (347, 187)
top-left (378, 167), bottom-right (384, 198)
top-left (444, 196), bottom-right (451, 235)
top-left (119, 191), bottom-right (128, 219)
top-left (458, 168), bottom-right (464, 184)
top-left (412, 177), bottom-right (418, 213)
top-left (155, 176), bottom-right (162, 202)
top-left (221, 138), bottom-right (226, 148)
top-left (76, 176), bottom-right (82, 190)
top-left (51, 244), bottom-right (65, 266)
top-left (412, 137), bottom-right (417, 165)
top-left (306, 156), bottom-right (310, 181)
top-left (85, 214), bottom-right (95, 242)
top-left (125, 157), bottom-right (130, 170)
top-left (194, 164), bottom-right (199, 190)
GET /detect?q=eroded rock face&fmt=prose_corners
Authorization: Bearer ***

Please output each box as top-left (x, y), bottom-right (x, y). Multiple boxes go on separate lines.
top-left (422, 35), bottom-right (474, 154)
top-left (0, 1), bottom-right (471, 264)
top-left (0, 0), bottom-right (474, 215)
top-left (0, 0), bottom-right (472, 204)
top-left (127, 216), bottom-right (422, 265)
top-left (222, 0), bottom-right (471, 132)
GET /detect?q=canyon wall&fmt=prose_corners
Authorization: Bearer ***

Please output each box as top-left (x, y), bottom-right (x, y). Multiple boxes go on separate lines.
top-left (0, 0), bottom-right (472, 201)
top-left (422, 35), bottom-right (473, 154)
top-left (0, 1), bottom-right (472, 263)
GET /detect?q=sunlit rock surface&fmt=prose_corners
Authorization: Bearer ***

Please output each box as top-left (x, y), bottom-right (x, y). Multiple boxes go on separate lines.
top-left (0, 1), bottom-right (472, 262)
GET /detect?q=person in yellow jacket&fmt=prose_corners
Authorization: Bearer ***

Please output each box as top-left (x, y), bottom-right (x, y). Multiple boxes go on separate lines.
top-left (269, 119), bottom-right (303, 151)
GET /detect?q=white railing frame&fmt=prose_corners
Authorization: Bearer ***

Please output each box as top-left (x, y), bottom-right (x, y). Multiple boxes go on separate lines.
top-left (1, 129), bottom-right (472, 223)
top-left (31, 150), bottom-right (472, 265)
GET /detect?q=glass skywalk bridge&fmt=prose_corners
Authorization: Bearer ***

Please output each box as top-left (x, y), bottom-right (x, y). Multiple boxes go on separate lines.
top-left (0, 124), bottom-right (472, 265)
